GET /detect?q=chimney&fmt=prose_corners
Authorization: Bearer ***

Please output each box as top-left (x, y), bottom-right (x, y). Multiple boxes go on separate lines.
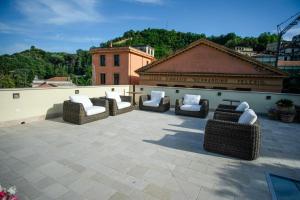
top-left (109, 41), bottom-right (113, 48)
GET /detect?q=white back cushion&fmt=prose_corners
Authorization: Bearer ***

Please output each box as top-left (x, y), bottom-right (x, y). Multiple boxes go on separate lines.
top-left (106, 91), bottom-right (122, 103)
top-left (151, 91), bottom-right (165, 103)
top-left (183, 94), bottom-right (201, 105)
top-left (235, 101), bottom-right (250, 111)
top-left (69, 95), bottom-right (93, 109)
top-left (238, 109), bottom-right (257, 125)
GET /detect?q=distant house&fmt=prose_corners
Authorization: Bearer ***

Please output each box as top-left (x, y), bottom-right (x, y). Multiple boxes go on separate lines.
top-left (278, 61), bottom-right (300, 75)
top-left (266, 34), bottom-right (300, 61)
top-left (252, 54), bottom-right (277, 66)
top-left (90, 45), bottom-right (155, 85)
top-left (234, 46), bottom-right (255, 57)
top-left (266, 42), bottom-right (278, 53)
top-left (32, 76), bottom-right (76, 88)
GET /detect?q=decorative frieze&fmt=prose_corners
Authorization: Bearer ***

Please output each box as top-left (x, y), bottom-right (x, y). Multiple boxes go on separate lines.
top-left (142, 74), bottom-right (281, 89)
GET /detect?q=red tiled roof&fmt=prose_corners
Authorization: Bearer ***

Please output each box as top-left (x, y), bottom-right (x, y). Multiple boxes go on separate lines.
top-left (37, 82), bottom-right (57, 88)
top-left (278, 61), bottom-right (300, 67)
top-left (46, 77), bottom-right (70, 81)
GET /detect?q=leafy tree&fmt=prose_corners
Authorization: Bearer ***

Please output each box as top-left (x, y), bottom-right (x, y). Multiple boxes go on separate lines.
top-left (0, 75), bottom-right (15, 88)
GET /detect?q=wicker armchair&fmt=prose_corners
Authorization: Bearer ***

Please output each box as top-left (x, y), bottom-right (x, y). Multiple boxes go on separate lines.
top-left (204, 112), bottom-right (261, 160)
top-left (213, 109), bottom-right (243, 120)
top-left (101, 96), bottom-right (134, 116)
top-left (63, 98), bottom-right (109, 125)
top-left (215, 104), bottom-right (243, 114)
top-left (175, 98), bottom-right (209, 118)
top-left (139, 95), bottom-right (170, 112)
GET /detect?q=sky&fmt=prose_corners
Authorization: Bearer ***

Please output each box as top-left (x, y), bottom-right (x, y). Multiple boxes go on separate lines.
top-left (0, 0), bottom-right (299, 55)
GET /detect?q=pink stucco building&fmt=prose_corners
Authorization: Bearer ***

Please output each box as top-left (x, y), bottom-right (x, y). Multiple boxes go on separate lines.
top-left (90, 46), bottom-right (155, 85)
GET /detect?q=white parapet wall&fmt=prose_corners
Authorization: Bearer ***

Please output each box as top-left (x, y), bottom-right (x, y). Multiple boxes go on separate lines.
top-left (0, 85), bottom-right (131, 127)
top-left (1, 85), bottom-right (300, 127)
top-left (135, 85), bottom-right (300, 114)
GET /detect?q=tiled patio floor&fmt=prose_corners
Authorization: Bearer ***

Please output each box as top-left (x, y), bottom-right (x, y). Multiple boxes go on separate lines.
top-left (0, 110), bottom-right (299, 200)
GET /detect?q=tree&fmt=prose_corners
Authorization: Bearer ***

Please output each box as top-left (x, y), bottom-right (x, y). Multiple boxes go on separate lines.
top-left (0, 75), bottom-right (15, 88)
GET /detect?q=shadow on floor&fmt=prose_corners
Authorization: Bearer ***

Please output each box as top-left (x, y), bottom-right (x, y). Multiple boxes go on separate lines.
top-left (168, 116), bottom-right (208, 130)
top-left (143, 127), bottom-right (206, 154)
top-left (45, 103), bottom-right (63, 119)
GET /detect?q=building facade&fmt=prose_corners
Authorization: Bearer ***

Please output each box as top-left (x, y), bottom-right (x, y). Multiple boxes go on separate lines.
top-left (252, 54), bottom-right (277, 66)
top-left (136, 39), bottom-right (288, 92)
top-left (266, 34), bottom-right (300, 61)
top-left (90, 46), bottom-right (155, 85)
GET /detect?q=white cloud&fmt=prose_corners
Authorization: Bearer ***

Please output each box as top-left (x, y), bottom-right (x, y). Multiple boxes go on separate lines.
top-left (117, 15), bottom-right (156, 21)
top-left (46, 34), bottom-right (103, 43)
top-left (0, 43), bottom-right (30, 55)
top-left (16, 0), bottom-right (103, 25)
top-left (0, 22), bottom-right (29, 34)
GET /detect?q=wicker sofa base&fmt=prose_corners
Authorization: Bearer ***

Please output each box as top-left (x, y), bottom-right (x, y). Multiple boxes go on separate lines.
top-left (100, 96), bottom-right (134, 116)
top-left (139, 95), bottom-right (170, 113)
top-left (63, 98), bottom-right (109, 125)
top-left (175, 99), bottom-right (209, 118)
top-left (63, 111), bottom-right (109, 125)
top-left (203, 118), bottom-right (261, 160)
top-left (110, 105), bottom-right (134, 116)
top-left (139, 104), bottom-right (170, 112)
top-left (175, 109), bottom-right (208, 118)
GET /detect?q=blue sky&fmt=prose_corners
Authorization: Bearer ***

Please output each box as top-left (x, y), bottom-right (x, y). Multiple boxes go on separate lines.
top-left (0, 0), bottom-right (299, 55)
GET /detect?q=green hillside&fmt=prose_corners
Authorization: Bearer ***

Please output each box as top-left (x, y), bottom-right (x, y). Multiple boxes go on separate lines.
top-left (0, 46), bottom-right (92, 88)
top-left (100, 28), bottom-right (278, 59)
top-left (0, 28), bottom-right (278, 88)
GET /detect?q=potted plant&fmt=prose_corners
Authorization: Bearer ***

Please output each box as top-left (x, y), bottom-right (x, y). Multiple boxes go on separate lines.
top-left (276, 99), bottom-right (294, 112)
top-left (276, 99), bottom-right (295, 123)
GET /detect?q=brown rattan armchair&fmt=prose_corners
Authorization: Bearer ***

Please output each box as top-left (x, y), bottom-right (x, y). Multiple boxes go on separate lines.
top-left (213, 109), bottom-right (243, 120)
top-left (139, 95), bottom-right (170, 112)
top-left (63, 98), bottom-right (109, 125)
top-left (175, 98), bottom-right (209, 118)
top-left (101, 96), bottom-right (134, 116)
top-left (215, 104), bottom-right (243, 114)
top-left (204, 112), bottom-right (261, 160)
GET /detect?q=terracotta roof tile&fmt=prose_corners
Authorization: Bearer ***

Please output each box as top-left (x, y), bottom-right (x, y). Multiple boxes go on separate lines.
top-left (278, 61), bottom-right (300, 66)
top-left (46, 77), bottom-right (70, 81)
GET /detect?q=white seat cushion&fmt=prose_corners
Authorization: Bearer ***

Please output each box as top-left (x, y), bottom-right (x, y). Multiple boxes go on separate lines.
top-left (143, 100), bottom-right (160, 107)
top-left (150, 91), bottom-right (165, 102)
top-left (180, 104), bottom-right (201, 112)
top-left (117, 102), bottom-right (131, 109)
top-left (69, 95), bottom-right (93, 109)
top-left (106, 91), bottom-right (121, 103)
top-left (235, 101), bottom-right (250, 111)
top-left (183, 94), bottom-right (201, 105)
top-left (85, 106), bottom-right (106, 116)
top-left (238, 109), bottom-right (257, 124)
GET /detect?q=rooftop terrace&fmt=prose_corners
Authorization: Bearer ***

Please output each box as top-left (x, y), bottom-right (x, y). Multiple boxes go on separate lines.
top-left (0, 109), bottom-right (299, 200)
